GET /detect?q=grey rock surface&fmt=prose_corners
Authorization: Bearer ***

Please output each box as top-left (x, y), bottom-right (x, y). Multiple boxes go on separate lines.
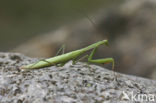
top-left (0, 52), bottom-right (156, 103)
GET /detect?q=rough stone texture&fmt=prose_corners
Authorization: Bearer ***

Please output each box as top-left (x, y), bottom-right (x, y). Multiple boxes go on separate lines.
top-left (0, 52), bottom-right (156, 103)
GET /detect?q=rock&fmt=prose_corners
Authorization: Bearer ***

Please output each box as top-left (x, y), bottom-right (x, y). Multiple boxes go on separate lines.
top-left (0, 52), bottom-right (156, 103)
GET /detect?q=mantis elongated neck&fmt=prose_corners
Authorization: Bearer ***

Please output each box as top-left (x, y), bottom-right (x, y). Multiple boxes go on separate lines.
top-left (81, 40), bottom-right (108, 52)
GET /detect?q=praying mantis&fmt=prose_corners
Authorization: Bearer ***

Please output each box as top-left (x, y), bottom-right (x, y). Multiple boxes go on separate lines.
top-left (20, 40), bottom-right (114, 71)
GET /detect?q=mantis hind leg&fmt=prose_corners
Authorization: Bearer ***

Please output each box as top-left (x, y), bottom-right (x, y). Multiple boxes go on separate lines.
top-left (88, 47), bottom-right (115, 71)
top-left (55, 44), bottom-right (66, 56)
top-left (29, 59), bottom-right (55, 69)
top-left (32, 44), bottom-right (66, 68)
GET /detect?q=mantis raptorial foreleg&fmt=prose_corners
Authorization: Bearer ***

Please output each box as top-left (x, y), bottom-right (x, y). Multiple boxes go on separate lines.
top-left (88, 47), bottom-right (116, 80)
top-left (88, 47), bottom-right (115, 71)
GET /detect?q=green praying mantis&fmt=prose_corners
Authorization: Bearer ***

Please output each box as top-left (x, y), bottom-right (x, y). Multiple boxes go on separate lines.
top-left (20, 40), bottom-right (115, 71)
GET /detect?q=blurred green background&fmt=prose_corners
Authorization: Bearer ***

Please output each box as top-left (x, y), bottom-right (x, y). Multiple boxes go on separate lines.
top-left (0, 0), bottom-right (121, 51)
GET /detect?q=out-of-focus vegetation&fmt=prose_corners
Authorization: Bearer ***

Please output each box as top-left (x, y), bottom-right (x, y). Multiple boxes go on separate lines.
top-left (0, 0), bottom-right (121, 51)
